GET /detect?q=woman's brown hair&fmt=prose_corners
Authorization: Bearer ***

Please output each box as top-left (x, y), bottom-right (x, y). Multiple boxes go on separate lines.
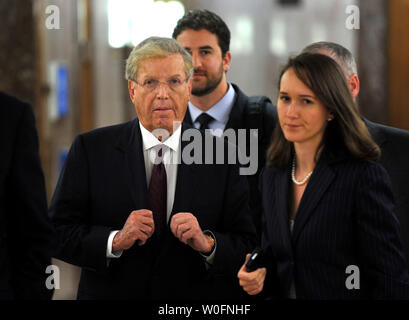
top-left (267, 53), bottom-right (380, 168)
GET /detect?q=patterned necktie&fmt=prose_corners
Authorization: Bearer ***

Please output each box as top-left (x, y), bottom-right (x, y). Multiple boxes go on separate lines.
top-left (149, 147), bottom-right (167, 238)
top-left (196, 113), bottom-right (214, 130)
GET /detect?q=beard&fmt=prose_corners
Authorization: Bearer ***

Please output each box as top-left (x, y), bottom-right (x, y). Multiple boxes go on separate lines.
top-left (191, 63), bottom-right (224, 97)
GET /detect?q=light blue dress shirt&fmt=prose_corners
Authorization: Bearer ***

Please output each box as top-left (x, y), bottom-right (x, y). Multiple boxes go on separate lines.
top-left (188, 83), bottom-right (236, 137)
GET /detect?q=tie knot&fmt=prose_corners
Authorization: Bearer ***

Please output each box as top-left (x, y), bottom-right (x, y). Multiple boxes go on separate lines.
top-left (196, 113), bottom-right (214, 130)
top-left (151, 144), bottom-right (166, 164)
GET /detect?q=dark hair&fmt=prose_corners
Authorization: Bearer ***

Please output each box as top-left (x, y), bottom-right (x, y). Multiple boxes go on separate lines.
top-left (172, 9), bottom-right (230, 57)
top-left (267, 53), bottom-right (380, 168)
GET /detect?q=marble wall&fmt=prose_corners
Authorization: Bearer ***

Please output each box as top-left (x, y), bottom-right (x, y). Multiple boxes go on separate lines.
top-left (357, 0), bottom-right (388, 124)
top-left (0, 0), bottom-right (36, 104)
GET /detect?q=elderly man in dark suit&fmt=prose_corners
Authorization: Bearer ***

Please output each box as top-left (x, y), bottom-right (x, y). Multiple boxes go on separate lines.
top-left (302, 42), bottom-right (409, 270)
top-left (49, 37), bottom-right (256, 300)
top-left (0, 91), bottom-right (54, 300)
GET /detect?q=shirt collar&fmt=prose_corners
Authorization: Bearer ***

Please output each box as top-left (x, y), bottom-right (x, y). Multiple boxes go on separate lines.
top-left (139, 121), bottom-right (181, 152)
top-left (188, 83), bottom-right (236, 124)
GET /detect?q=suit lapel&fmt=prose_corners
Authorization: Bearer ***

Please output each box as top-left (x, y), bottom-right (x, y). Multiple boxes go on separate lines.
top-left (116, 119), bottom-right (149, 209)
top-left (292, 159), bottom-right (335, 245)
top-left (267, 167), bottom-right (293, 254)
top-left (170, 123), bottom-right (197, 218)
top-left (183, 107), bottom-right (194, 126)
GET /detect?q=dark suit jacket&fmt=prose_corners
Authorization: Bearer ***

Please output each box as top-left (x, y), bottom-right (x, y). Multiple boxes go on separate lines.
top-left (366, 119), bottom-right (409, 270)
top-left (184, 83), bottom-right (278, 238)
top-left (260, 155), bottom-right (409, 299)
top-left (0, 92), bottom-right (54, 300)
top-left (49, 119), bottom-right (256, 300)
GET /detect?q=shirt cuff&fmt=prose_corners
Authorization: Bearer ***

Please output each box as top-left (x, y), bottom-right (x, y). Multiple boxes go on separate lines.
top-left (106, 230), bottom-right (123, 258)
top-left (200, 230), bottom-right (216, 266)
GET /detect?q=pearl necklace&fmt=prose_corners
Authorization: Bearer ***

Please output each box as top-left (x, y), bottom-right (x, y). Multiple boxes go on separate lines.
top-left (291, 157), bottom-right (313, 185)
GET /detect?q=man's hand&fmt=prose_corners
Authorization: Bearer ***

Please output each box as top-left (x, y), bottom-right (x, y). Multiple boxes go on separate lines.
top-left (112, 209), bottom-right (154, 251)
top-left (170, 212), bottom-right (214, 253)
top-left (237, 254), bottom-right (267, 295)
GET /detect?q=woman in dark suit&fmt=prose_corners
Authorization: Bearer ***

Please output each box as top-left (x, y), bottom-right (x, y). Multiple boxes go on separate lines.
top-left (238, 53), bottom-right (409, 299)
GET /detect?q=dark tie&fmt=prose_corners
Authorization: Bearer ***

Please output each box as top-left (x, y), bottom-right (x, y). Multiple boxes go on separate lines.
top-left (149, 147), bottom-right (167, 238)
top-left (196, 113), bottom-right (214, 130)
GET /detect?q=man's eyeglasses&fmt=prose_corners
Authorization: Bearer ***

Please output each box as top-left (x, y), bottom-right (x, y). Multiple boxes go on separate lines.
top-left (133, 78), bottom-right (188, 92)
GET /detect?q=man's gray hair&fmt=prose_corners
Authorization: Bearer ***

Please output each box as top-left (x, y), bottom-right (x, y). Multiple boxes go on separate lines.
top-left (301, 41), bottom-right (358, 78)
top-left (125, 36), bottom-right (193, 81)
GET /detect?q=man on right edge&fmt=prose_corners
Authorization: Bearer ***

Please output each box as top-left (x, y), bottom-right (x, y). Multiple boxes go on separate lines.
top-left (0, 91), bottom-right (55, 300)
top-left (173, 9), bottom-right (277, 238)
top-left (302, 41), bottom-right (409, 268)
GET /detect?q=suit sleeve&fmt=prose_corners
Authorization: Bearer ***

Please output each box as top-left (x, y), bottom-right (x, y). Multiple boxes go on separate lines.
top-left (49, 135), bottom-right (112, 274)
top-left (257, 167), bottom-right (280, 299)
top-left (355, 162), bottom-right (409, 298)
top-left (8, 104), bottom-right (54, 299)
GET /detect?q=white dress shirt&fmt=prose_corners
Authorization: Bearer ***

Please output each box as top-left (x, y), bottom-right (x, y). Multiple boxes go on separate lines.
top-left (140, 121), bottom-right (181, 220)
top-left (106, 123), bottom-right (181, 259)
top-left (188, 83), bottom-right (236, 137)
top-left (106, 122), bottom-right (215, 265)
